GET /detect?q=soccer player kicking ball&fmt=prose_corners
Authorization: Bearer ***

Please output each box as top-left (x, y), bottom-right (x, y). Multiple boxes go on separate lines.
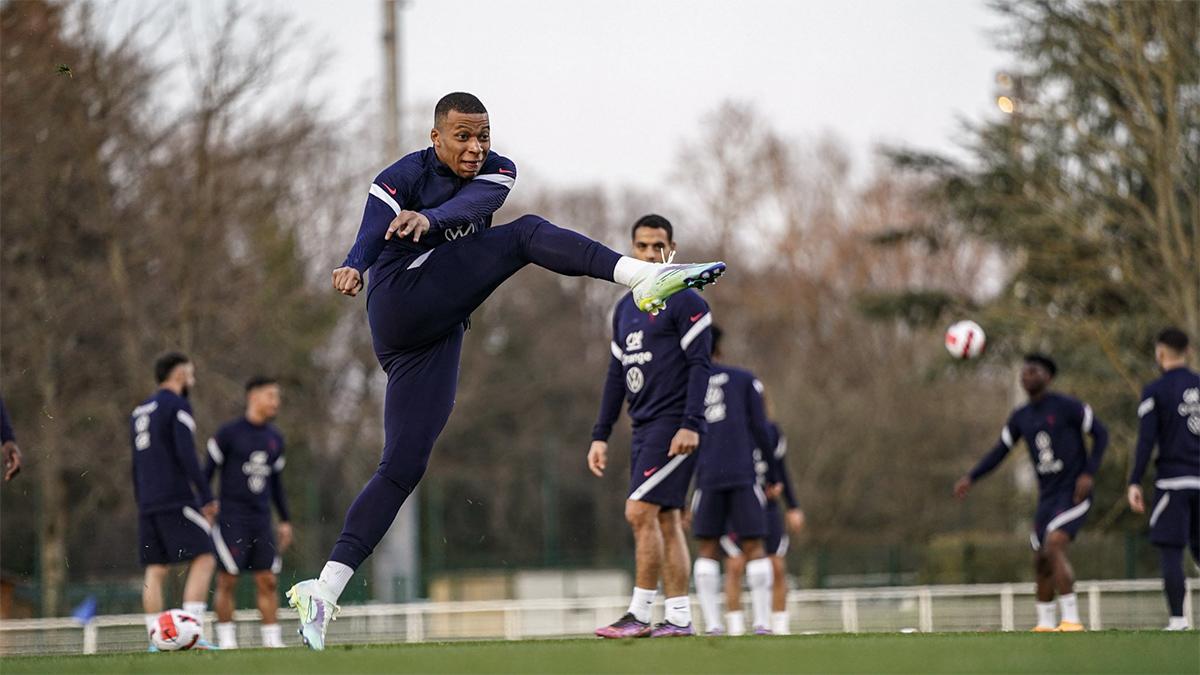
top-left (689, 324), bottom-right (776, 636)
top-left (1127, 328), bottom-right (1200, 632)
top-left (723, 420), bottom-right (805, 635)
top-left (588, 215), bottom-right (715, 638)
top-left (287, 94), bottom-right (725, 649)
top-left (954, 354), bottom-right (1108, 632)
top-left (130, 353), bottom-right (219, 650)
top-left (206, 377), bottom-right (293, 649)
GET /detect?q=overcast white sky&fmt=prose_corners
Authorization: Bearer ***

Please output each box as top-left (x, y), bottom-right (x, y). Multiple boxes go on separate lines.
top-left (106, 0), bottom-right (1013, 190)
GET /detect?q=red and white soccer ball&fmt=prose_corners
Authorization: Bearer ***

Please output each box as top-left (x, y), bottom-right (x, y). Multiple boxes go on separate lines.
top-left (150, 609), bottom-right (203, 651)
top-left (945, 320), bottom-right (987, 359)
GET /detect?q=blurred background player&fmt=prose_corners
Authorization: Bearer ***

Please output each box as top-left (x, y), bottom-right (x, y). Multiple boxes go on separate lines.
top-left (131, 352), bottom-right (218, 649)
top-left (589, 215), bottom-right (715, 638)
top-left (687, 324), bottom-right (775, 635)
top-left (0, 394), bottom-right (22, 481)
top-left (289, 94), bottom-right (725, 649)
top-left (954, 353), bottom-right (1108, 632)
top-left (1127, 328), bottom-right (1200, 631)
top-left (207, 376), bottom-right (294, 649)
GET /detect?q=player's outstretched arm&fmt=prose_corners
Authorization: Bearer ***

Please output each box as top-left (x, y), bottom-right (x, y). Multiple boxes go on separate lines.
top-left (1128, 385), bottom-right (1159, 491)
top-left (418, 155), bottom-right (516, 231)
top-left (957, 418), bottom-right (1019, 498)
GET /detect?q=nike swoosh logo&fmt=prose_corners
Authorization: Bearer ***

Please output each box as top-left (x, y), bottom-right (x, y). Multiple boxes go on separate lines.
top-left (382, 183), bottom-right (397, 195)
top-left (643, 467), bottom-right (659, 477)
top-left (498, 168), bottom-right (514, 175)
top-left (690, 313), bottom-right (704, 322)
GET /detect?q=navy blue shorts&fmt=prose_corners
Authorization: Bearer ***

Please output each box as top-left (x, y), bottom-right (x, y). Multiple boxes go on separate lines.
top-left (213, 517), bottom-right (281, 574)
top-left (628, 422), bottom-right (696, 510)
top-left (1149, 488), bottom-right (1199, 548)
top-left (763, 501), bottom-right (789, 556)
top-left (691, 484), bottom-right (767, 539)
top-left (1031, 491), bottom-right (1091, 550)
top-left (138, 506), bottom-right (215, 567)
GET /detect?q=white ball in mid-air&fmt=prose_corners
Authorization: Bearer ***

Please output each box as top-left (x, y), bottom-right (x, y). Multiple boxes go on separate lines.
top-left (945, 320), bottom-right (987, 359)
top-left (150, 609), bottom-right (203, 651)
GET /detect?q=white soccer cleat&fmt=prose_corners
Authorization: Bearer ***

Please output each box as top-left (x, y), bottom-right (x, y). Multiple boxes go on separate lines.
top-left (630, 261), bottom-right (726, 314)
top-left (286, 579), bottom-right (339, 650)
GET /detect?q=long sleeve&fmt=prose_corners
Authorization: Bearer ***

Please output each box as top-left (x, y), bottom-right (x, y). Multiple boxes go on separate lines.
top-left (969, 416), bottom-right (1019, 481)
top-left (0, 396), bottom-right (14, 444)
top-left (592, 341), bottom-right (626, 441)
top-left (204, 434), bottom-right (223, 485)
top-left (1080, 402), bottom-right (1108, 476)
top-left (341, 155), bottom-right (424, 274)
top-left (270, 447), bottom-right (291, 522)
top-left (173, 406), bottom-right (213, 505)
top-left (420, 154), bottom-right (516, 231)
top-left (746, 379), bottom-right (774, 462)
top-left (1129, 386), bottom-right (1159, 485)
top-left (771, 435), bottom-right (800, 509)
top-left (674, 296), bottom-right (713, 434)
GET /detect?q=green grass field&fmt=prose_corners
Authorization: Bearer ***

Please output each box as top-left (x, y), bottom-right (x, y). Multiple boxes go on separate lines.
top-left (4, 632), bottom-right (1198, 674)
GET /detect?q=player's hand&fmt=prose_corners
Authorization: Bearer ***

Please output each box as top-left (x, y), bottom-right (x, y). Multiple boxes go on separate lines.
top-left (587, 440), bottom-right (608, 477)
top-left (332, 267), bottom-right (363, 297)
top-left (681, 509), bottom-right (692, 532)
top-left (385, 211), bottom-right (431, 242)
top-left (1127, 484), bottom-right (1145, 514)
top-left (786, 508), bottom-right (805, 534)
top-left (1073, 473), bottom-right (1094, 505)
top-left (953, 476), bottom-right (972, 500)
top-left (277, 522), bottom-right (294, 552)
top-left (766, 482), bottom-right (783, 500)
top-left (3, 442), bottom-right (22, 481)
top-left (669, 428), bottom-right (700, 457)
top-left (201, 500), bottom-right (219, 524)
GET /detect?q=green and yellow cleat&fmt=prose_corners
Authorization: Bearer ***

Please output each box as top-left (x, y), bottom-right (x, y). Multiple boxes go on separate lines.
top-left (287, 579), bottom-right (340, 651)
top-left (631, 261), bottom-right (726, 314)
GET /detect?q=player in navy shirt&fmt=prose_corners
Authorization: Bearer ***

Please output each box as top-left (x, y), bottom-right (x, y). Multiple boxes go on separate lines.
top-left (955, 354), bottom-right (1108, 632)
top-left (207, 377), bottom-right (292, 649)
top-left (131, 353), bottom-right (218, 646)
top-left (723, 421), bottom-right (806, 635)
top-left (688, 324), bottom-right (775, 635)
top-left (290, 94), bottom-right (725, 649)
top-left (1126, 328), bottom-right (1200, 631)
top-left (0, 394), bottom-right (22, 481)
top-left (589, 215), bottom-right (714, 638)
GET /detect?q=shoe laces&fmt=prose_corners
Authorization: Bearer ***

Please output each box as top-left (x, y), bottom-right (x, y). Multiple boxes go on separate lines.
top-left (659, 248), bottom-right (676, 264)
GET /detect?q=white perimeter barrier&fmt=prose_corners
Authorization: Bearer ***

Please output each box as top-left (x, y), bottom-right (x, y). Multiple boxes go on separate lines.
top-left (0, 578), bottom-right (1193, 655)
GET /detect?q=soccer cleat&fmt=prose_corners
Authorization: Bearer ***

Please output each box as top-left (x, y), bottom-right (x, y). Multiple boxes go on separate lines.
top-left (595, 613), bottom-right (652, 639)
top-left (1031, 625), bottom-right (1060, 632)
top-left (631, 262), bottom-right (726, 314)
top-left (1057, 621), bottom-right (1085, 632)
top-left (705, 627), bottom-right (726, 637)
top-left (146, 644), bottom-right (160, 653)
top-left (754, 627), bottom-right (774, 635)
top-left (649, 621), bottom-right (696, 637)
top-left (287, 579), bottom-right (340, 650)
top-left (192, 638), bottom-right (220, 650)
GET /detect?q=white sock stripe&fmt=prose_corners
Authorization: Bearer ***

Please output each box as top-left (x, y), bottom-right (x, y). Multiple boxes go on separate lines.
top-left (212, 524), bottom-right (239, 575)
top-left (1149, 492), bottom-right (1171, 527)
top-left (629, 454), bottom-right (688, 501)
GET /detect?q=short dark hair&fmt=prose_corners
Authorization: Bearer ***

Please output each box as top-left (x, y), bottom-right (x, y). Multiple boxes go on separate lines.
top-left (245, 375), bottom-right (278, 394)
top-left (154, 352), bottom-right (190, 384)
top-left (1156, 327), bottom-right (1189, 353)
top-left (631, 214), bottom-right (674, 242)
top-left (1024, 353), bottom-right (1058, 378)
top-left (711, 323), bottom-right (724, 354)
top-left (434, 92), bottom-right (487, 126)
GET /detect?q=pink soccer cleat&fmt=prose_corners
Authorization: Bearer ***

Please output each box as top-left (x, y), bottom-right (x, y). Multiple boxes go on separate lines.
top-left (649, 621), bottom-right (696, 637)
top-left (595, 613), bottom-right (652, 639)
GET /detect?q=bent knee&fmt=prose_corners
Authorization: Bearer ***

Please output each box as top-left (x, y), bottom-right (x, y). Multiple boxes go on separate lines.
top-left (625, 501), bottom-right (659, 528)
